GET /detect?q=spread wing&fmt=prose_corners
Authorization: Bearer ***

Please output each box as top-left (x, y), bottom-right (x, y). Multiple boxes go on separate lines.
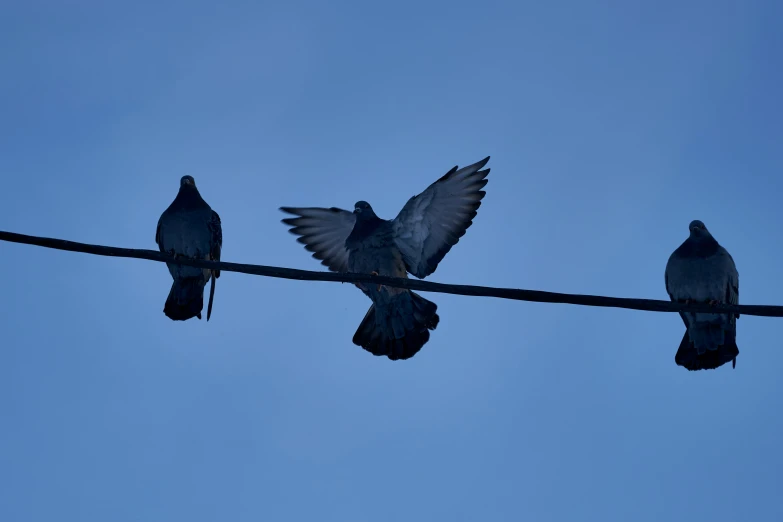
top-left (280, 206), bottom-right (356, 273)
top-left (392, 156), bottom-right (490, 279)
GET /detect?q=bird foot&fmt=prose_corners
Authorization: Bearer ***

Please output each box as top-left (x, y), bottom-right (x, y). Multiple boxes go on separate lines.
top-left (371, 271), bottom-right (383, 292)
top-left (707, 299), bottom-right (719, 306)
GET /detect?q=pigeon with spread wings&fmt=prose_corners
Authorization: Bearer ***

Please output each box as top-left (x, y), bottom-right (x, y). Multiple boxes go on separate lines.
top-left (665, 220), bottom-right (739, 371)
top-left (156, 175), bottom-right (223, 322)
top-left (280, 156), bottom-right (491, 360)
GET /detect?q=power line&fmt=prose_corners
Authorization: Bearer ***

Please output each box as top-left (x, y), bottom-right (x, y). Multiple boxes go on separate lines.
top-left (1, 229), bottom-right (780, 317)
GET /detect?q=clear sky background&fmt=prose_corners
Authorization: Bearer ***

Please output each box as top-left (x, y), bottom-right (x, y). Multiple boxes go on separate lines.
top-left (1, 1), bottom-right (782, 521)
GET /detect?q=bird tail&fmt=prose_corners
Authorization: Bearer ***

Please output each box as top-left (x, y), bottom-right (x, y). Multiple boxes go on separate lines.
top-left (675, 324), bottom-right (739, 371)
top-left (206, 272), bottom-right (217, 321)
top-left (687, 321), bottom-right (727, 354)
top-left (163, 277), bottom-right (207, 321)
top-left (352, 291), bottom-right (440, 360)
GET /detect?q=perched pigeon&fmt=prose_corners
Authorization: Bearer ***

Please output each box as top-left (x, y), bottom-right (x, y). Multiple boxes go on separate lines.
top-left (155, 175), bottom-right (222, 321)
top-left (280, 156), bottom-right (491, 360)
top-left (665, 220), bottom-right (739, 371)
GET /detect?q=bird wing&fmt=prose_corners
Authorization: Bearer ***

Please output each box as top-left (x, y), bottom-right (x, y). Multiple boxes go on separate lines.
top-left (665, 256), bottom-right (689, 328)
top-left (280, 206), bottom-right (356, 273)
top-left (391, 156), bottom-right (490, 279)
top-left (155, 218), bottom-right (163, 251)
top-left (155, 208), bottom-right (173, 254)
top-left (723, 248), bottom-right (739, 319)
top-left (208, 209), bottom-right (223, 277)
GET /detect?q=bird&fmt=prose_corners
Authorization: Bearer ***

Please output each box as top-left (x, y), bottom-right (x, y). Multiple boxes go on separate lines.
top-left (155, 175), bottom-right (222, 322)
top-left (280, 156), bottom-right (491, 360)
top-left (665, 219), bottom-right (739, 371)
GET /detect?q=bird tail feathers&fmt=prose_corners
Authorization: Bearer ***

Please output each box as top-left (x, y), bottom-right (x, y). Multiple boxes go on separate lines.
top-left (207, 273), bottom-right (217, 321)
top-left (675, 326), bottom-right (738, 371)
top-left (164, 277), bottom-right (207, 321)
top-left (688, 321), bottom-right (726, 354)
top-left (352, 291), bottom-right (440, 360)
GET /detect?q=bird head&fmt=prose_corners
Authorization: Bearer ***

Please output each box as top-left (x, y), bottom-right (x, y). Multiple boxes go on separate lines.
top-left (353, 201), bottom-right (376, 219)
top-left (180, 175), bottom-right (196, 188)
top-left (688, 220), bottom-right (712, 240)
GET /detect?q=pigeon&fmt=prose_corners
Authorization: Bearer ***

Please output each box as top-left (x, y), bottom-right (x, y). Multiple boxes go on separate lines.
top-left (665, 220), bottom-right (739, 371)
top-left (280, 156), bottom-right (491, 360)
top-left (155, 175), bottom-right (222, 321)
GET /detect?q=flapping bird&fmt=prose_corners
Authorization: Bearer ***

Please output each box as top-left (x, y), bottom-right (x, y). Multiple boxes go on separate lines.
top-left (280, 156), bottom-right (491, 360)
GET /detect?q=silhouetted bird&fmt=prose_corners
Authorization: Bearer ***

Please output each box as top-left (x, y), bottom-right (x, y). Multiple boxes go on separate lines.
top-left (281, 156), bottom-right (491, 360)
top-left (156, 175), bottom-right (222, 321)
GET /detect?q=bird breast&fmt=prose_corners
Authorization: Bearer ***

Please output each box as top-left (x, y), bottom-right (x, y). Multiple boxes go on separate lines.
top-left (669, 254), bottom-right (729, 303)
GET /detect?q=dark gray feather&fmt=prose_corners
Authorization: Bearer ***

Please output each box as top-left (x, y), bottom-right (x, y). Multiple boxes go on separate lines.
top-left (392, 156), bottom-right (490, 278)
top-left (279, 206), bottom-right (356, 273)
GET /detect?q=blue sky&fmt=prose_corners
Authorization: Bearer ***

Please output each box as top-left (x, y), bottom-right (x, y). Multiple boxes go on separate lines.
top-left (1, 1), bottom-right (782, 520)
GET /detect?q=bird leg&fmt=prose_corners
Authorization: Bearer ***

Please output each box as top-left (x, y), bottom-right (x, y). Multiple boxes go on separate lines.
top-left (371, 271), bottom-right (383, 292)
